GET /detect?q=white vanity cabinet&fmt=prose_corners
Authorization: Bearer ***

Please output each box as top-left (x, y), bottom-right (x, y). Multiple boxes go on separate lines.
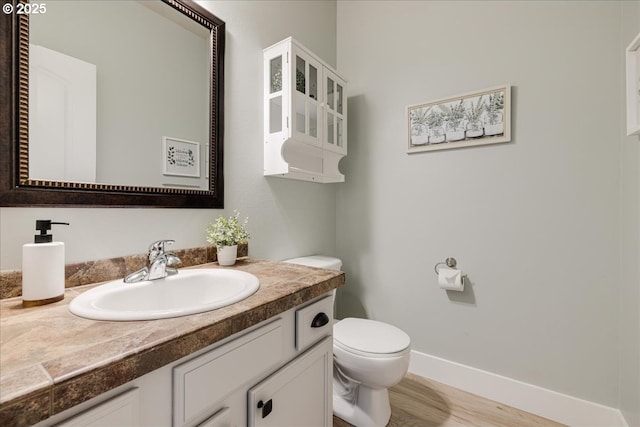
top-left (264, 37), bottom-right (347, 183)
top-left (44, 294), bottom-right (333, 427)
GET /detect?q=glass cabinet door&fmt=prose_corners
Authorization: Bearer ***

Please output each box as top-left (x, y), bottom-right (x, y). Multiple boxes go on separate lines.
top-left (292, 48), bottom-right (322, 146)
top-left (324, 70), bottom-right (346, 154)
top-left (268, 55), bottom-right (283, 135)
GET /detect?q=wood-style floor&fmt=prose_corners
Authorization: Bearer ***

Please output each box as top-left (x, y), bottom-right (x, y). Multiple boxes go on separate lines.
top-left (333, 373), bottom-right (567, 427)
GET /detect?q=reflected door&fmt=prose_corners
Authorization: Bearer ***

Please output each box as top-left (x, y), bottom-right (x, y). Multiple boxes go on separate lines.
top-left (29, 44), bottom-right (97, 183)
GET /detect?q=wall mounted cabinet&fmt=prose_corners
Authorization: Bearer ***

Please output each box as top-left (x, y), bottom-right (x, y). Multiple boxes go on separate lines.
top-left (264, 37), bottom-right (347, 183)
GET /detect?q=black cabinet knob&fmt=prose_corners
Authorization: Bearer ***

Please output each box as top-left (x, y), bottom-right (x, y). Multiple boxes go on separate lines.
top-left (311, 312), bottom-right (329, 328)
top-left (257, 399), bottom-right (273, 418)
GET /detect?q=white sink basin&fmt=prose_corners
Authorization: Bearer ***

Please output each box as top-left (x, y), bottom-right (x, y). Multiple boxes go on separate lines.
top-left (69, 269), bottom-right (259, 321)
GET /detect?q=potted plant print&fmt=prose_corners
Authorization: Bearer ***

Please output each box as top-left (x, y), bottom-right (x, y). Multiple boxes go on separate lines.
top-left (483, 92), bottom-right (504, 136)
top-left (410, 106), bottom-right (431, 145)
top-left (440, 100), bottom-right (466, 142)
top-left (206, 211), bottom-right (250, 266)
top-left (464, 96), bottom-right (485, 138)
top-left (426, 110), bottom-right (445, 144)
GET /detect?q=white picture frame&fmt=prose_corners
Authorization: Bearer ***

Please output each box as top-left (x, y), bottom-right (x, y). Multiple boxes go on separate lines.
top-left (407, 85), bottom-right (511, 153)
top-left (626, 32), bottom-right (640, 136)
top-left (162, 137), bottom-right (200, 178)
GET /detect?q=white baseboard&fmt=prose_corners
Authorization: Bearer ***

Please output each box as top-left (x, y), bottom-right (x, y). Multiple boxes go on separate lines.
top-left (408, 350), bottom-right (628, 427)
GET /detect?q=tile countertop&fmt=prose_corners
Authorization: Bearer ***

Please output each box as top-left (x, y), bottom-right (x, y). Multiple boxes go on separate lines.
top-left (0, 259), bottom-right (345, 427)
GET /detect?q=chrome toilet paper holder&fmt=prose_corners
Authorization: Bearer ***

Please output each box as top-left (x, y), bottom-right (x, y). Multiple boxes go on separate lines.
top-left (434, 257), bottom-right (465, 276)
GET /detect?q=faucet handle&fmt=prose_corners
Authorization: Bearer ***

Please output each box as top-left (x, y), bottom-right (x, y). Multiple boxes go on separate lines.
top-left (165, 253), bottom-right (181, 266)
top-left (148, 239), bottom-right (175, 262)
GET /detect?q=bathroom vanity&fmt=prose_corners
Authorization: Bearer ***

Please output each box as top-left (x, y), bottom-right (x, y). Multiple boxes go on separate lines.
top-left (0, 259), bottom-right (344, 427)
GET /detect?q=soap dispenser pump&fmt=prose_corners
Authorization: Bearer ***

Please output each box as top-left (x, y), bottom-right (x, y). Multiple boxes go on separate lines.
top-left (22, 220), bottom-right (70, 307)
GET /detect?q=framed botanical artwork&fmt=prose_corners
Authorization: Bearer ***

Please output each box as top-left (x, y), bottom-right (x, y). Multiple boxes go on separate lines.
top-left (163, 137), bottom-right (200, 178)
top-left (407, 85), bottom-right (511, 153)
top-left (626, 32), bottom-right (640, 136)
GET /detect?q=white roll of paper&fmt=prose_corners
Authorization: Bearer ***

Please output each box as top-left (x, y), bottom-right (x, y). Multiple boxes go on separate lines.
top-left (438, 267), bottom-right (464, 291)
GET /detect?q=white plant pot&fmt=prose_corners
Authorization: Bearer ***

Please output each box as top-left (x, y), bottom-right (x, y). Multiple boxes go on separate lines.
top-left (217, 245), bottom-right (238, 266)
top-left (428, 127), bottom-right (445, 144)
top-left (411, 124), bottom-right (429, 145)
top-left (445, 130), bottom-right (465, 142)
top-left (411, 134), bottom-right (429, 145)
top-left (484, 123), bottom-right (504, 136)
top-left (466, 119), bottom-right (484, 138)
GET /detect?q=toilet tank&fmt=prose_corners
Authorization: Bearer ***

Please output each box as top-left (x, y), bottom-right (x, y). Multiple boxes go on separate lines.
top-left (283, 255), bottom-right (342, 271)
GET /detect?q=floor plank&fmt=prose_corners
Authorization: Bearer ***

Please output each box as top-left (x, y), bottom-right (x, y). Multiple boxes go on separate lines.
top-left (333, 373), bottom-right (567, 427)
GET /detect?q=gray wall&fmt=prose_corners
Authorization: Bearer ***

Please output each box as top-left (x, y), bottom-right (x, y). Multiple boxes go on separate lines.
top-left (336, 0), bottom-right (623, 407)
top-left (620, 2), bottom-right (640, 425)
top-left (0, 1), bottom-right (338, 268)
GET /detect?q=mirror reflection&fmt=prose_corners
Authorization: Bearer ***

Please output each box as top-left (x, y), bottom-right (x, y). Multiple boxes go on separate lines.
top-left (28, 0), bottom-right (210, 190)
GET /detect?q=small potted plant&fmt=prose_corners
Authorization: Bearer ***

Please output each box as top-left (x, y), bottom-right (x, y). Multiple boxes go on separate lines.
top-left (464, 96), bottom-right (485, 138)
top-left (440, 100), bottom-right (466, 142)
top-left (206, 211), bottom-right (250, 266)
top-left (426, 110), bottom-right (445, 144)
top-left (410, 106), bottom-right (431, 145)
top-left (483, 92), bottom-right (505, 136)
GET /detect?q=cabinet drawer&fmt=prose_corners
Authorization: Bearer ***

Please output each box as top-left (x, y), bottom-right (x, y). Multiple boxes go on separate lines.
top-left (197, 407), bottom-right (231, 427)
top-left (295, 295), bottom-right (333, 351)
top-left (173, 319), bottom-right (284, 427)
top-left (55, 388), bottom-right (139, 427)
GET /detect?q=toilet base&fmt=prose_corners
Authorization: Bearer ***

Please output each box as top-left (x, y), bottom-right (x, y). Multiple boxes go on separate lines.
top-left (333, 381), bottom-right (391, 427)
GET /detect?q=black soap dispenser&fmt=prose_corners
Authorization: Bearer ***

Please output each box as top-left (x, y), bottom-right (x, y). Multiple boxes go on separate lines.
top-left (22, 220), bottom-right (70, 307)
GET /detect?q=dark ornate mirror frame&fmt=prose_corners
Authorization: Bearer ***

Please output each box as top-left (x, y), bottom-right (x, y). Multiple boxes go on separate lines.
top-left (0, 0), bottom-right (225, 208)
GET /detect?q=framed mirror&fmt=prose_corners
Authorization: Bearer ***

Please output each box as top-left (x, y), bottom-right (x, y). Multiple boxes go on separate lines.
top-left (0, 0), bottom-right (225, 208)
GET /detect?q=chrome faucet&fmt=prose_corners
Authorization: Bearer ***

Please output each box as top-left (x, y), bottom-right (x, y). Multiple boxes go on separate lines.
top-left (124, 240), bottom-right (181, 283)
top-left (147, 240), bottom-right (181, 280)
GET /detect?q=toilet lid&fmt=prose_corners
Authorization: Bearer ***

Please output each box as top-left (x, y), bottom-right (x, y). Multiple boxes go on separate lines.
top-left (284, 256), bottom-right (342, 271)
top-left (334, 318), bottom-right (410, 355)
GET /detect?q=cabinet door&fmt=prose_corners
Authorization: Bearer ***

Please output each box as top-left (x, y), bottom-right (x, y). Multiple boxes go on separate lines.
top-left (174, 319), bottom-right (284, 427)
top-left (291, 45), bottom-right (323, 148)
top-left (248, 337), bottom-right (332, 427)
top-left (265, 45), bottom-right (288, 138)
top-left (323, 69), bottom-right (346, 155)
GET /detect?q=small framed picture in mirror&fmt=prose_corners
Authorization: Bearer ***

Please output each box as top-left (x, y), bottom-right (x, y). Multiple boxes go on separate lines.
top-left (163, 137), bottom-right (201, 178)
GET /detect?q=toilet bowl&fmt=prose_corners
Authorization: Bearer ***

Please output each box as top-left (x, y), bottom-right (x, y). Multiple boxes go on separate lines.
top-left (284, 256), bottom-right (411, 427)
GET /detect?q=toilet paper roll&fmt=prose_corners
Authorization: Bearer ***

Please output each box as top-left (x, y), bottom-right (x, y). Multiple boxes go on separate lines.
top-left (438, 267), bottom-right (464, 291)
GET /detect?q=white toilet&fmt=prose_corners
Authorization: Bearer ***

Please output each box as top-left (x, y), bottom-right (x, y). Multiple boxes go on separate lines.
top-left (284, 256), bottom-right (411, 427)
